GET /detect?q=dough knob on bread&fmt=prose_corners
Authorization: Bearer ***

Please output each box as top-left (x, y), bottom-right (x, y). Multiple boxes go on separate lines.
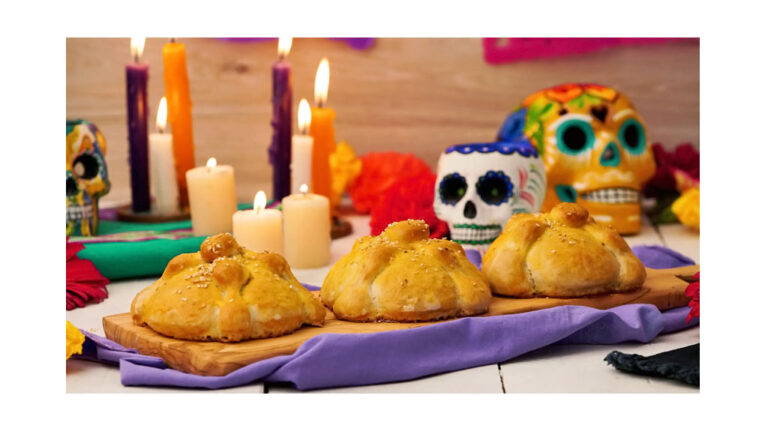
top-left (200, 233), bottom-right (242, 261)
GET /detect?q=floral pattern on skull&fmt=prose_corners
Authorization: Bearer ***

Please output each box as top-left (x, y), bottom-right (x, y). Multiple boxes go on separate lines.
top-left (497, 83), bottom-right (656, 234)
top-left (434, 141), bottom-right (546, 253)
top-left (66, 120), bottom-right (110, 236)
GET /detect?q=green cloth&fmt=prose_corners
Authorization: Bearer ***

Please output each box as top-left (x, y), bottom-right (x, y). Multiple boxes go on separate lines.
top-left (80, 202), bottom-right (260, 280)
top-left (79, 236), bottom-right (205, 280)
top-left (97, 218), bottom-right (194, 235)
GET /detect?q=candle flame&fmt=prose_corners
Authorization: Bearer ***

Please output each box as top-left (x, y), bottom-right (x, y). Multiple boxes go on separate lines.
top-left (206, 157), bottom-right (217, 168)
top-left (156, 97), bottom-right (168, 132)
top-left (277, 37), bottom-right (292, 58)
top-left (254, 191), bottom-right (267, 213)
top-left (298, 98), bottom-right (311, 134)
top-left (300, 184), bottom-right (309, 194)
top-left (130, 37), bottom-right (146, 60)
top-left (314, 58), bottom-right (330, 106)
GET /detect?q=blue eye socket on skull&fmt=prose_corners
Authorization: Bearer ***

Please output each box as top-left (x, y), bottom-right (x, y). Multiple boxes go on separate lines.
top-left (618, 118), bottom-right (646, 155)
top-left (439, 173), bottom-right (468, 206)
top-left (476, 171), bottom-right (513, 206)
top-left (556, 119), bottom-right (595, 155)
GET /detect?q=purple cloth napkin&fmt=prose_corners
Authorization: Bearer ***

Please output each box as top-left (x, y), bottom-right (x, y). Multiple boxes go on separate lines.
top-left (73, 245), bottom-right (697, 390)
top-left (631, 245), bottom-right (696, 269)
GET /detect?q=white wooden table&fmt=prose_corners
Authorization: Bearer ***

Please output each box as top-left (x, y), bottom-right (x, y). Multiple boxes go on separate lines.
top-left (66, 214), bottom-right (699, 393)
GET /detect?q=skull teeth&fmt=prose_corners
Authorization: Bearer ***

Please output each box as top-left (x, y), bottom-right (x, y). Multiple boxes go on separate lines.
top-left (581, 188), bottom-right (639, 204)
top-left (66, 205), bottom-right (94, 221)
top-left (450, 224), bottom-right (502, 245)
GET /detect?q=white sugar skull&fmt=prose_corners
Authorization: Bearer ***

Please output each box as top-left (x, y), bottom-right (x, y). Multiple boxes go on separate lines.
top-left (67, 120), bottom-right (110, 236)
top-left (434, 141), bottom-right (546, 252)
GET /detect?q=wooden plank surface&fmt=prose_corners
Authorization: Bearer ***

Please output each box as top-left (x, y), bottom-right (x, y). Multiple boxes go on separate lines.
top-left (657, 223), bottom-right (700, 263)
top-left (499, 326), bottom-right (700, 393)
top-left (103, 264), bottom-right (699, 377)
top-left (66, 38), bottom-right (699, 204)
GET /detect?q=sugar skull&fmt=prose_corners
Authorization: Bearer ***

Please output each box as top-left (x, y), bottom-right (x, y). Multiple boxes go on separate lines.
top-left (434, 141), bottom-right (546, 253)
top-left (66, 120), bottom-right (110, 236)
top-left (497, 83), bottom-right (656, 234)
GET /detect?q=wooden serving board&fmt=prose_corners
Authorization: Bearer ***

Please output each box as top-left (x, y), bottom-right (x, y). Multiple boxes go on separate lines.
top-left (103, 264), bottom-right (698, 376)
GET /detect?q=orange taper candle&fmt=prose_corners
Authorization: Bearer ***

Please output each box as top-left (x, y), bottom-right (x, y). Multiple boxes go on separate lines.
top-left (162, 39), bottom-right (195, 209)
top-left (309, 58), bottom-right (335, 208)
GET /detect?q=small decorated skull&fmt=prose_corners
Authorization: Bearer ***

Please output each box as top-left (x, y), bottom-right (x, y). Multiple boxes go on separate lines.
top-left (497, 83), bottom-right (656, 234)
top-left (66, 120), bottom-right (110, 236)
top-left (434, 141), bottom-right (546, 252)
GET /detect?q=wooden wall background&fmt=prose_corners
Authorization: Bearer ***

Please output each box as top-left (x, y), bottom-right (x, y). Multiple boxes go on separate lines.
top-left (66, 38), bottom-right (700, 204)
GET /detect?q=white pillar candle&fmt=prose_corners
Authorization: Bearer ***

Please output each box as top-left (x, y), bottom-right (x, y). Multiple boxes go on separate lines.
top-left (186, 157), bottom-right (238, 236)
top-left (291, 98), bottom-right (313, 194)
top-left (233, 191), bottom-right (283, 253)
top-left (282, 184), bottom-right (330, 268)
top-left (149, 97), bottom-right (179, 214)
top-left (291, 135), bottom-right (313, 194)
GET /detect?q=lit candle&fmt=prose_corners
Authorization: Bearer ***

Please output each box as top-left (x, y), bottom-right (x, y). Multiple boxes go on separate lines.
top-left (269, 37), bottom-right (293, 202)
top-left (233, 191), bottom-right (284, 254)
top-left (291, 99), bottom-right (313, 194)
top-left (186, 157), bottom-right (238, 236)
top-left (282, 184), bottom-right (331, 268)
top-left (126, 37), bottom-right (150, 212)
top-left (149, 97), bottom-right (179, 214)
top-left (310, 58), bottom-right (336, 209)
top-left (162, 38), bottom-right (195, 210)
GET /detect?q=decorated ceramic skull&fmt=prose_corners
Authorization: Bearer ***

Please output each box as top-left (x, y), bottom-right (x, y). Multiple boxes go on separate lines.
top-left (66, 120), bottom-right (110, 236)
top-left (434, 141), bottom-right (546, 252)
top-left (497, 83), bottom-right (656, 234)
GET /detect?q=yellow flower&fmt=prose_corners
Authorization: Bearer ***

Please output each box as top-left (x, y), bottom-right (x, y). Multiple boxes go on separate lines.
top-left (66, 320), bottom-right (85, 360)
top-left (671, 187), bottom-right (700, 231)
top-left (329, 141), bottom-right (362, 208)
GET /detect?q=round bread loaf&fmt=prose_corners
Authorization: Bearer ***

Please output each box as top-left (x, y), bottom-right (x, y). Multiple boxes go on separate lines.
top-left (482, 203), bottom-right (646, 297)
top-left (131, 233), bottom-right (326, 342)
top-left (322, 219), bottom-right (491, 322)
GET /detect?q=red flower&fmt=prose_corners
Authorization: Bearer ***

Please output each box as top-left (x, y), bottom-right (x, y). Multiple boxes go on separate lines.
top-left (67, 239), bottom-right (110, 310)
top-left (685, 272), bottom-right (700, 323)
top-left (349, 152), bottom-right (433, 214)
top-left (643, 143), bottom-right (700, 197)
top-left (369, 171), bottom-right (449, 239)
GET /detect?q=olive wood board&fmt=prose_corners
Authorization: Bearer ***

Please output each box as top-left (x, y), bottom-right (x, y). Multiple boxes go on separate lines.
top-left (103, 264), bottom-right (699, 377)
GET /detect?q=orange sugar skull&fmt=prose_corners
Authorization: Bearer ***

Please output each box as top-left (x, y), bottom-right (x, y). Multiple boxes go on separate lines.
top-left (497, 83), bottom-right (656, 234)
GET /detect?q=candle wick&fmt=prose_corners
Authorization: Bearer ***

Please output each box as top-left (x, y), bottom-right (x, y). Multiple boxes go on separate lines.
top-left (317, 99), bottom-right (325, 109)
top-left (133, 53), bottom-right (139, 63)
top-left (170, 37), bottom-right (177, 43)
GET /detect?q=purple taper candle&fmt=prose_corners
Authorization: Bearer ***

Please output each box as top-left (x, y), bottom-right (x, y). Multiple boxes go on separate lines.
top-left (126, 37), bottom-right (150, 212)
top-left (268, 38), bottom-right (293, 202)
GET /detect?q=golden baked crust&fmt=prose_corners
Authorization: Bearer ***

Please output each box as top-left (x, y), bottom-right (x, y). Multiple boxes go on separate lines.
top-left (322, 219), bottom-right (491, 322)
top-left (131, 233), bottom-right (325, 342)
top-left (482, 203), bottom-right (646, 297)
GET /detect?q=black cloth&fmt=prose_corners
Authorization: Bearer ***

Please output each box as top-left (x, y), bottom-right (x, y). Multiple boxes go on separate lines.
top-left (604, 343), bottom-right (699, 387)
